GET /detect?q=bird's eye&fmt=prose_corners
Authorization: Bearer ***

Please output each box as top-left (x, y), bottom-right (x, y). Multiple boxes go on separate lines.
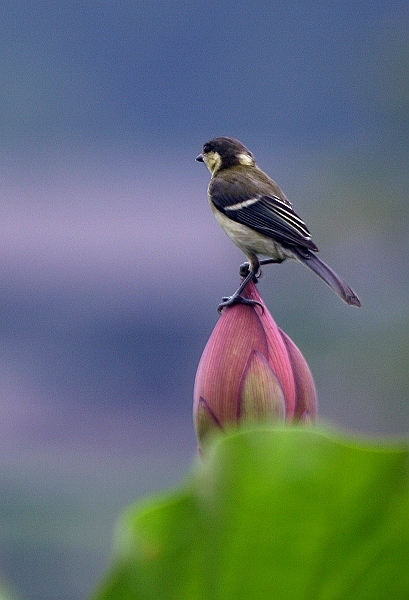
top-left (203, 143), bottom-right (212, 154)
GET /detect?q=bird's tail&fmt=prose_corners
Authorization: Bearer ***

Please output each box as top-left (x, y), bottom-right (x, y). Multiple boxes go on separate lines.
top-left (294, 250), bottom-right (361, 307)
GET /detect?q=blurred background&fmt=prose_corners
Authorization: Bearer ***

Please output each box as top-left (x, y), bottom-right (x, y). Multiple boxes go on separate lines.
top-left (0, 2), bottom-right (408, 598)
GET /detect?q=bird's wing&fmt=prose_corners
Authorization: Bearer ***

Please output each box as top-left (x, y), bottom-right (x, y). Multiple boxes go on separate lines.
top-left (210, 178), bottom-right (318, 252)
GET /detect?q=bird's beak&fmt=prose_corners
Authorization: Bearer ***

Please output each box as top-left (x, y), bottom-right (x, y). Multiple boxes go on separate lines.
top-left (195, 154), bottom-right (204, 162)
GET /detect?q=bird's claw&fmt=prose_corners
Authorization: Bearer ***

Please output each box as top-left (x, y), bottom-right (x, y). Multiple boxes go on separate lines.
top-left (217, 294), bottom-right (264, 314)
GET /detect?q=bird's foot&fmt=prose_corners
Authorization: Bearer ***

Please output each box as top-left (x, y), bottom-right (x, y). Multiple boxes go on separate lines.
top-left (217, 294), bottom-right (263, 314)
top-left (217, 266), bottom-right (263, 313)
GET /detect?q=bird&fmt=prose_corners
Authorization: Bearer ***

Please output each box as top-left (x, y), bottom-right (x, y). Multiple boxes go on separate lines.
top-left (196, 136), bottom-right (361, 312)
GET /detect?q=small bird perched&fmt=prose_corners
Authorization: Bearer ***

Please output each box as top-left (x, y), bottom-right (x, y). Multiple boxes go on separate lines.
top-left (196, 136), bottom-right (361, 311)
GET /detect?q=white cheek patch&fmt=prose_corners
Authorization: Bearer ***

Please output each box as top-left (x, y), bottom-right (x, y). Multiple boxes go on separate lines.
top-left (237, 153), bottom-right (254, 166)
top-left (226, 197), bottom-right (261, 211)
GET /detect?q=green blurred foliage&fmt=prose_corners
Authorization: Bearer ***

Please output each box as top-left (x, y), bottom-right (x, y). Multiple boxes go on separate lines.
top-left (0, 582), bottom-right (19, 600)
top-left (92, 427), bottom-right (408, 600)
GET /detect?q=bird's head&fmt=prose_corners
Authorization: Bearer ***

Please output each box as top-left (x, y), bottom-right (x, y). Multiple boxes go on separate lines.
top-left (196, 137), bottom-right (255, 175)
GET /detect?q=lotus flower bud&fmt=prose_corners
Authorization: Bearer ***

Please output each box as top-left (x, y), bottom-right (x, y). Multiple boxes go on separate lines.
top-left (193, 280), bottom-right (317, 447)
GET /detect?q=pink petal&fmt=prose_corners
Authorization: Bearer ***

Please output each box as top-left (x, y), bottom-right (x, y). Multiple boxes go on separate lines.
top-left (239, 350), bottom-right (286, 423)
top-left (244, 281), bottom-right (297, 418)
top-left (193, 303), bottom-right (269, 425)
top-left (279, 328), bottom-right (318, 421)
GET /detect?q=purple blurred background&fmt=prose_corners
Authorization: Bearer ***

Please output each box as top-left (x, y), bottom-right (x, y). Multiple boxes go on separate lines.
top-left (0, 2), bottom-right (408, 598)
